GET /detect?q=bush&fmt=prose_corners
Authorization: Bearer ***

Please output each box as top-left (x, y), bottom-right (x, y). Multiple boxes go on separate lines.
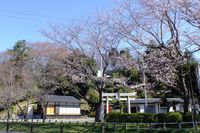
top-left (129, 113), bottom-right (143, 123)
top-left (106, 112), bottom-right (121, 122)
top-left (166, 112), bottom-right (182, 122)
top-left (119, 113), bottom-right (130, 122)
top-left (197, 114), bottom-right (200, 122)
top-left (140, 113), bottom-right (155, 123)
top-left (130, 113), bottom-right (155, 123)
top-left (107, 112), bottom-right (184, 123)
top-left (183, 112), bottom-right (200, 122)
top-left (155, 113), bottom-right (168, 122)
top-left (87, 111), bottom-right (96, 117)
top-left (183, 112), bottom-right (193, 122)
top-left (106, 112), bottom-right (143, 122)
top-left (197, 113), bottom-right (200, 121)
top-left (106, 112), bottom-right (154, 123)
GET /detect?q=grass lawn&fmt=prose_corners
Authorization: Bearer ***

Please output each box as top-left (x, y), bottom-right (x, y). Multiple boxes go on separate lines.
top-left (0, 122), bottom-right (199, 133)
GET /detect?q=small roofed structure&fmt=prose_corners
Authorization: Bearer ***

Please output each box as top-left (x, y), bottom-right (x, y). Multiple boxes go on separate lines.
top-left (103, 95), bottom-right (198, 114)
top-left (44, 95), bottom-right (81, 119)
top-left (130, 98), bottom-right (195, 114)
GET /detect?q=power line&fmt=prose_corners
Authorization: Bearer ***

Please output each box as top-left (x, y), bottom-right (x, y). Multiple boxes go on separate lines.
top-left (0, 8), bottom-right (82, 22)
top-left (0, 13), bottom-right (50, 23)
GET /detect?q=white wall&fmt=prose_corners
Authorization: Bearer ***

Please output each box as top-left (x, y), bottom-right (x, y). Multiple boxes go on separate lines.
top-left (155, 103), bottom-right (159, 114)
top-left (176, 104), bottom-right (181, 111)
top-left (57, 106), bottom-right (80, 115)
top-left (169, 106), bottom-right (174, 112)
top-left (169, 104), bottom-right (182, 112)
top-left (139, 104), bottom-right (145, 113)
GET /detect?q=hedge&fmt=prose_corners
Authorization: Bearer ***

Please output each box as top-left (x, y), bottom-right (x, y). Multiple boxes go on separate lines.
top-left (106, 112), bottom-right (155, 123)
top-left (166, 112), bottom-right (182, 122)
top-left (183, 112), bottom-right (193, 122)
top-left (183, 112), bottom-right (200, 122)
top-left (155, 113), bottom-right (167, 123)
top-left (130, 113), bottom-right (144, 123)
top-left (106, 112), bottom-right (186, 123)
top-left (106, 112), bottom-right (121, 122)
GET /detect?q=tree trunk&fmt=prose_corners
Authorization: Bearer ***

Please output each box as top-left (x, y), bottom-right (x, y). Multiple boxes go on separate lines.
top-left (183, 94), bottom-right (189, 113)
top-left (16, 100), bottom-right (29, 121)
top-left (16, 102), bottom-right (25, 116)
top-left (16, 102), bottom-right (26, 120)
top-left (6, 106), bottom-right (10, 121)
top-left (24, 100), bottom-right (29, 121)
top-left (181, 67), bottom-right (189, 114)
top-left (41, 102), bottom-right (47, 122)
top-left (95, 89), bottom-right (104, 122)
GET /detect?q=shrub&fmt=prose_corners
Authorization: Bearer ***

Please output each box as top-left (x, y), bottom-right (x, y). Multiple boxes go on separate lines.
top-left (107, 112), bottom-right (184, 123)
top-left (106, 112), bottom-right (121, 122)
top-left (155, 113), bottom-right (168, 123)
top-left (129, 113), bottom-right (143, 123)
top-left (119, 113), bottom-right (130, 122)
top-left (183, 112), bottom-right (193, 122)
top-left (106, 112), bottom-right (154, 123)
top-left (166, 112), bottom-right (182, 122)
top-left (140, 113), bottom-right (155, 123)
top-left (183, 112), bottom-right (200, 122)
top-left (197, 114), bottom-right (200, 122)
top-left (87, 111), bottom-right (96, 117)
top-left (130, 113), bottom-right (155, 123)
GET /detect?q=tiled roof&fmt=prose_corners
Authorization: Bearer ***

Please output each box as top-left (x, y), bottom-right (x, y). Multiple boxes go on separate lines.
top-left (45, 95), bottom-right (80, 103)
top-left (130, 98), bottom-right (161, 103)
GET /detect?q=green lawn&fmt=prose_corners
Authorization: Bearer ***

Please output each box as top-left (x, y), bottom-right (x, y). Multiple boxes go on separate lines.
top-left (0, 122), bottom-right (199, 133)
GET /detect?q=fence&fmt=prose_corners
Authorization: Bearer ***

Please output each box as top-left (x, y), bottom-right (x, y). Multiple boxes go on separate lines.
top-left (107, 121), bottom-right (200, 131)
top-left (0, 119), bottom-right (199, 133)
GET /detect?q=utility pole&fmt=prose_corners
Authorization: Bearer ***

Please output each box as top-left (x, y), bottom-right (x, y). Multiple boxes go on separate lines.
top-left (186, 52), bottom-right (197, 133)
top-left (142, 62), bottom-right (147, 112)
top-left (189, 67), bottom-right (197, 133)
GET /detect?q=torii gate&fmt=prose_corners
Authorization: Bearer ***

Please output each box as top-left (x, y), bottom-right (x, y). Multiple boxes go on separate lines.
top-left (102, 92), bottom-right (137, 114)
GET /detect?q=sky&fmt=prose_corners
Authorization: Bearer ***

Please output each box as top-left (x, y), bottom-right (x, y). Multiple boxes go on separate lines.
top-left (0, 1), bottom-right (199, 61)
top-left (0, 0), bottom-right (113, 52)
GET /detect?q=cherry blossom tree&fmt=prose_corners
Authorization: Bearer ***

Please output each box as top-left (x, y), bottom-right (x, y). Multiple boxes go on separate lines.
top-left (111, 0), bottom-right (200, 113)
top-left (42, 17), bottom-right (122, 122)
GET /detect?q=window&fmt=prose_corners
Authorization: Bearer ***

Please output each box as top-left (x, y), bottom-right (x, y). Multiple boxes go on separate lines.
top-left (160, 106), bottom-right (168, 113)
top-left (146, 105), bottom-right (156, 114)
top-left (46, 106), bottom-right (55, 115)
top-left (131, 107), bottom-right (137, 113)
